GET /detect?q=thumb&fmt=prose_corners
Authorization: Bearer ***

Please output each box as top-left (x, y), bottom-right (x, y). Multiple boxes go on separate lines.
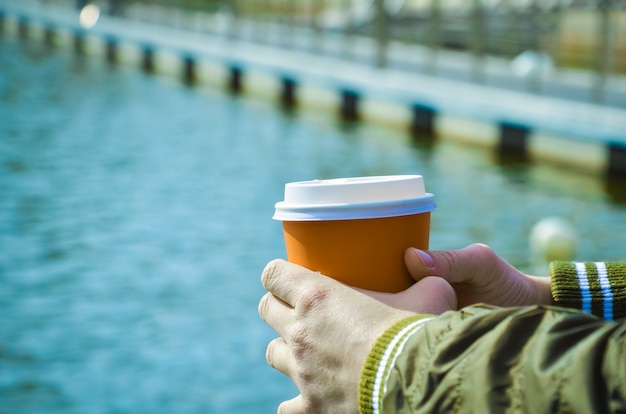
top-left (359, 276), bottom-right (457, 314)
top-left (405, 243), bottom-right (505, 285)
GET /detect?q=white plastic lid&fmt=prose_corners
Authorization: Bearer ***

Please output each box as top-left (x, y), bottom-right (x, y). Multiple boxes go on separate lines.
top-left (273, 175), bottom-right (436, 221)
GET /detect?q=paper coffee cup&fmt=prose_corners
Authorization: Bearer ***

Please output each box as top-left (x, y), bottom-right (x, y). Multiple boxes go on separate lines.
top-left (273, 175), bottom-right (436, 292)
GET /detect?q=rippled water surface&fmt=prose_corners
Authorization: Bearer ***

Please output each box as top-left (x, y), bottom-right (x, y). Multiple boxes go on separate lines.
top-left (1, 36), bottom-right (626, 413)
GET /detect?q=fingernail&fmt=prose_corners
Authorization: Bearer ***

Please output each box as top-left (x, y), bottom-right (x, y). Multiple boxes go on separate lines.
top-left (413, 248), bottom-right (434, 268)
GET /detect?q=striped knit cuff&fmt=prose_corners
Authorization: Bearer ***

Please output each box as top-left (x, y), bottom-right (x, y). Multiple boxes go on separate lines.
top-left (550, 261), bottom-right (626, 321)
top-left (358, 315), bottom-right (435, 414)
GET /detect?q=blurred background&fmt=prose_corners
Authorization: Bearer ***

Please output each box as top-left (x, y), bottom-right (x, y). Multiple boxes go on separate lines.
top-left (1, 0), bottom-right (625, 413)
top-left (53, 0), bottom-right (626, 103)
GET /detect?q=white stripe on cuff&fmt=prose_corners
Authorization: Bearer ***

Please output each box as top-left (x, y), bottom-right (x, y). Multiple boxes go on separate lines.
top-left (372, 317), bottom-right (434, 414)
top-left (575, 262), bottom-right (592, 314)
top-left (595, 262), bottom-right (614, 322)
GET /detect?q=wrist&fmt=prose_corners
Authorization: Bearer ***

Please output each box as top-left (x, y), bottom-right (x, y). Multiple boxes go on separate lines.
top-left (529, 275), bottom-right (554, 306)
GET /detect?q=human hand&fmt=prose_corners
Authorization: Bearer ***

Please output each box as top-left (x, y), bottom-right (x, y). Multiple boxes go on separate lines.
top-left (258, 259), bottom-right (455, 414)
top-left (405, 243), bottom-right (553, 309)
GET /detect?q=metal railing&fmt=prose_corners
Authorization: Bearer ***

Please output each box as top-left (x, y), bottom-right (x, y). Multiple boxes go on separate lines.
top-left (30, 0), bottom-right (626, 105)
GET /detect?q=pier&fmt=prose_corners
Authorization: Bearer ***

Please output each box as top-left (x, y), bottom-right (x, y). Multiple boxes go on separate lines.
top-left (2, 2), bottom-right (626, 412)
top-left (2, 0), bottom-right (626, 176)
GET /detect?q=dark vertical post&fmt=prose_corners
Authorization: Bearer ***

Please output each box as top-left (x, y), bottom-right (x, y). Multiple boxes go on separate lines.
top-left (608, 142), bottom-right (626, 177)
top-left (281, 77), bottom-right (297, 108)
top-left (18, 16), bottom-right (28, 39)
top-left (106, 37), bottom-right (117, 63)
top-left (411, 104), bottom-right (436, 135)
top-left (499, 122), bottom-right (530, 157)
top-left (74, 30), bottom-right (85, 55)
top-left (183, 55), bottom-right (196, 84)
top-left (230, 65), bottom-right (243, 93)
top-left (340, 89), bottom-right (359, 121)
top-left (44, 25), bottom-right (55, 47)
top-left (142, 45), bottom-right (155, 73)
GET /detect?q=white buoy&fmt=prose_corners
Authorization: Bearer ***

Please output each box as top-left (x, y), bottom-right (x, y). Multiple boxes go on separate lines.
top-left (79, 4), bottom-right (100, 30)
top-left (529, 216), bottom-right (577, 274)
top-left (511, 50), bottom-right (554, 80)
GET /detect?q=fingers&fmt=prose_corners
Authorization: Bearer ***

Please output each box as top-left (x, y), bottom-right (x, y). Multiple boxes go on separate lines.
top-left (266, 337), bottom-right (295, 378)
top-left (359, 276), bottom-right (457, 314)
top-left (405, 244), bottom-right (543, 308)
top-left (258, 291), bottom-right (293, 338)
top-left (405, 243), bottom-right (502, 284)
top-left (261, 259), bottom-right (297, 306)
top-left (407, 276), bottom-right (457, 314)
top-left (260, 259), bottom-right (410, 414)
top-left (262, 259), bottom-right (322, 308)
top-left (261, 259), bottom-right (337, 312)
top-left (277, 395), bottom-right (306, 414)
top-left (264, 340), bottom-right (310, 414)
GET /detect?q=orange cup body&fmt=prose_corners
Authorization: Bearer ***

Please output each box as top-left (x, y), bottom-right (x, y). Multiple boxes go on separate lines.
top-left (282, 212), bottom-right (430, 293)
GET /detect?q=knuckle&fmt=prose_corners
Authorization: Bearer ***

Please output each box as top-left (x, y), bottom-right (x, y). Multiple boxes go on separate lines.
top-left (289, 323), bottom-right (314, 359)
top-left (297, 285), bottom-right (330, 314)
top-left (467, 243), bottom-right (498, 264)
top-left (288, 325), bottom-right (323, 386)
top-left (295, 364), bottom-right (315, 385)
top-left (290, 324), bottom-right (311, 349)
top-left (469, 242), bottom-right (494, 255)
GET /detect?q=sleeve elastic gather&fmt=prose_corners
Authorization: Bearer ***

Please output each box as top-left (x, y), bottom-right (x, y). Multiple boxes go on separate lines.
top-left (359, 314), bottom-right (435, 414)
top-left (550, 261), bottom-right (626, 321)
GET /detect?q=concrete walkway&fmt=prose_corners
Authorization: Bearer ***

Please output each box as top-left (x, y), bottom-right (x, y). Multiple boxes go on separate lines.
top-left (2, 0), bottom-right (626, 175)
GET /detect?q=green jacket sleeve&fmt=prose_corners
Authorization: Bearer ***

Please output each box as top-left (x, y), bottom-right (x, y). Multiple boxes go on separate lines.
top-left (359, 261), bottom-right (626, 414)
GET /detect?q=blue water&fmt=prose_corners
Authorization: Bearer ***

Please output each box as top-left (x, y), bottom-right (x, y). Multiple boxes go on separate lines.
top-left (1, 36), bottom-right (626, 413)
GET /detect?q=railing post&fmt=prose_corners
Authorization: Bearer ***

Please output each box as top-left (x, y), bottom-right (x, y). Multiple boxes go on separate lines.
top-left (374, 0), bottom-right (388, 68)
top-left (310, 0), bottom-right (324, 53)
top-left (427, 0), bottom-right (441, 74)
top-left (264, 0), bottom-right (272, 43)
top-left (527, 1), bottom-right (542, 93)
top-left (592, 0), bottom-right (612, 104)
top-left (287, 0), bottom-right (295, 49)
top-left (342, 0), bottom-right (354, 59)
top-left (470, 0), bottom-right (485, 83)
top-left (545, 3), bottom-right (562, 75)
top-left (229, 0), bottom-right (239, 40)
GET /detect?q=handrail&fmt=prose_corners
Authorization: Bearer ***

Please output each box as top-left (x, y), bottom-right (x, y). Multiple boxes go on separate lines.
top-left (4, 0), bottom-right (625, 107)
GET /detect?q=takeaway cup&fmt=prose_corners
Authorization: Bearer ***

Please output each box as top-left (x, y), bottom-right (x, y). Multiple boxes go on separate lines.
top-left (273, 175), bottom-right (436, 292)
